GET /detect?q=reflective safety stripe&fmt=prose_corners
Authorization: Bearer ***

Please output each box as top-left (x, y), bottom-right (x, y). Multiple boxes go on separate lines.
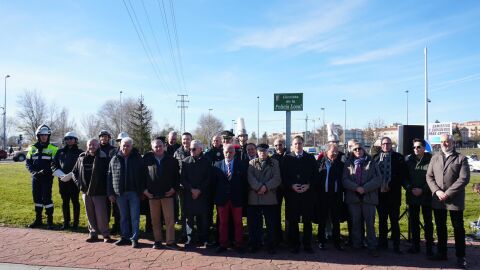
top-left (31, 156), bottom-right (39, 160)
top-left (35, 203), bottom-right (44, 207)
top-left (41, 156), bottom-right (52, 160)
top-left (44, 204), bottom-right (54, 208)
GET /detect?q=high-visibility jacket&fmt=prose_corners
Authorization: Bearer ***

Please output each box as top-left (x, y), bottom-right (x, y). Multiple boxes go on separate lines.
top-left (26, 142), bottom-right (58, 176)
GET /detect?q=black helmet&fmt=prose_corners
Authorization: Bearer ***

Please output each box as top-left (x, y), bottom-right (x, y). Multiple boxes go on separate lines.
top-left (98, 130), bottom-right (111, 138)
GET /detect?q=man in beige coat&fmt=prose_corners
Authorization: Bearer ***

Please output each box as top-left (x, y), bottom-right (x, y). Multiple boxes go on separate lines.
top-left (247, 143), bottom-right (281, 254)
top-left (426, 134), bottom-right (469, 269)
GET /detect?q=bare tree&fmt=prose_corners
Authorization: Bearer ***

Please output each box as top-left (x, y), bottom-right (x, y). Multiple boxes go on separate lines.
top-left (194, 113), bottom-right (224, 145)
top-left (16, 89), bottom-right (48, 140)
top-left (364, 118), bottom-right (386, 146)
top-left (97, 98), bottom-right (136, 138)
top-left (81, 114), bottom-right (102, 139)
top-left (50, 107), bottom-right (76, 142)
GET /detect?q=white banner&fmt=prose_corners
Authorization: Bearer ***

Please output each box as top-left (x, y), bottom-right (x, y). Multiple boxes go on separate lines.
top-left (428, 122), bottom-right (452, 144)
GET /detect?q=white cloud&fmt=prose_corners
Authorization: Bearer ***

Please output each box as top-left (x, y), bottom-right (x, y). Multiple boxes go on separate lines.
top-left (228, 0), bottom-right (364, 51)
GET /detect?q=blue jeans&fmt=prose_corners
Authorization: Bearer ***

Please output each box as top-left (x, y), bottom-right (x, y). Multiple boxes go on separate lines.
top-left (116, 191), bottom-right (140, 241)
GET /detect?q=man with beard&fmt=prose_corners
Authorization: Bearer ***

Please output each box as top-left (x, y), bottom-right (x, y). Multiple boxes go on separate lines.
top-left (405, 138), bottom-right (433, 256)
top-left (373, 137), bottom-right (407, 254)
top-left (426, 134), bottom-right (469, 269)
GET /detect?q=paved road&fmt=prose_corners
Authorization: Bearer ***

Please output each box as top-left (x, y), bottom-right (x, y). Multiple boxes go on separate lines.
top-left (0, 227), bottom-right (478, 270)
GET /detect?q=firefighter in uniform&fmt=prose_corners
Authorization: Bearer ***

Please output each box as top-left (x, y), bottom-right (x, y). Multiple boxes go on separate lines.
top-left (26, 124), bottom-right (58, 229)
top-left (52, 131), bottom-right (83, 230)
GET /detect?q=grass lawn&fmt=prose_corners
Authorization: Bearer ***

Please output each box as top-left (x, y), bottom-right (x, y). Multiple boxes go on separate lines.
top-left (1, 161), bottom-right (479, 238)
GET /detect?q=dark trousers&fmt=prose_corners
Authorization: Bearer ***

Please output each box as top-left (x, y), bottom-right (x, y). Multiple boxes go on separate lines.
top-left (318, 193), bottom-right (341, 245)
top-left (59, 180), bottom-right (80, 225)
top-left (433, 209), bottom-right (465, 258)
top-left (273, 188), bottom-right (285, 243)
top-left (32, 176), bottom-right (54, 215)
top-left (106, 199), bottom-right (120, 230)
top-left (248, 205), bottom-right (276, 247)
top-left (408, 204), bottom-right (433, 249)
top-left (288, 216), bottom-right (312, 248)
top-left (185, 213), bottom-right (209, 244)
top-left (377, 202), bottom-right (400, 248)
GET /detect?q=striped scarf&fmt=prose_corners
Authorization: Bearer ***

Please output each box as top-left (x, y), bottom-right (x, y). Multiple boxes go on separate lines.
top-left (378, 152), bottom-right (391, 192)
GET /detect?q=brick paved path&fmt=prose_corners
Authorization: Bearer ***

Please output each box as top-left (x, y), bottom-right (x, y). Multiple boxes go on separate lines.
top-left (0, 227), bottom-right (478, 269)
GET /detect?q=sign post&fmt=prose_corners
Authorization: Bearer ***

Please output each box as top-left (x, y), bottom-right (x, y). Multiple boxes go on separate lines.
top-left (274, 93), bottom-right (303, 149)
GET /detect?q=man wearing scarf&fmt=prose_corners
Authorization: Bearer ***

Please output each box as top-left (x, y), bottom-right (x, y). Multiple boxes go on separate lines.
top-left (373, 137), bottom-right (407, 254)
top-left (426, 134), bottom-right (469, 269)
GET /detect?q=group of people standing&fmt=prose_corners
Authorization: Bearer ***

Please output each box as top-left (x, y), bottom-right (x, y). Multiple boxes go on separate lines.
top-left (24, 124), bottom-right (470, 269)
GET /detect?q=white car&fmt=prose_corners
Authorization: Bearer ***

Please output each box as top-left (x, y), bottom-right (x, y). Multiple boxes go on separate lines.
top-left (467, 155), bottom-right (480, 172)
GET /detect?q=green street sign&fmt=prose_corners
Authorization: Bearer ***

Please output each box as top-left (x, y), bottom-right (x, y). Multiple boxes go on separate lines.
top-left (274, 93), bottom-right (303, 111)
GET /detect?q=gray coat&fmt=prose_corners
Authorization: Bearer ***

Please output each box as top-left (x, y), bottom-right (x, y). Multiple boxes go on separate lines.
top-left (247, 157), bottom-right (281, 205)
top-left (426, 151), bottom-right (470, 211)
top-left (342, 156), bottom-right (382, 205)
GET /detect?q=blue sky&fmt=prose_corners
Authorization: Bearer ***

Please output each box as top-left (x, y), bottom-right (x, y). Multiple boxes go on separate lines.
top-left (1, 0), bottom-right (479, 136)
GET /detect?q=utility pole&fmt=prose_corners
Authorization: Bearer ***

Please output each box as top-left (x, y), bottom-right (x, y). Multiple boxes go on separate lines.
top-left (176, 94), bottom-right (189, 134)
top-left (119, 90), bottom-right (123, 132)
top-left (321, 107), bottom-right (325, 145)
top-left (424, 47), bottom-right (429, 141)
top-left (304, 114), bottom-right (308, 143)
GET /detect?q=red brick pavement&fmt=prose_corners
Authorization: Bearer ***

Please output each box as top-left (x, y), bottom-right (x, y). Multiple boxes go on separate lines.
top-left (0, 227), bottom-right (478, 270)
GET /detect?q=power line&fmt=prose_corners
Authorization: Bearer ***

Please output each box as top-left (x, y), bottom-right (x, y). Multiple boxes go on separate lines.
top-left (157, 0), bottom-right (184, 93)
top-left (168, 0), bottom-right (187, 93)
top-left (122, 0), bottom-right (170, 90)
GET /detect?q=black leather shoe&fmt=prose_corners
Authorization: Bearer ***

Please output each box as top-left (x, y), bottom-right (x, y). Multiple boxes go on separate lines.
top-left (456, 257), bottom-right (467, 269)
top-left (289, 246), bottom-right (299, 254)
top-left (304, 246), bottom-right (314, 254)
top-left (428, 253), bottom-right (447, 261)
top-left (407, 246), bottom-right (420, 254)
top-left (131, 240), bottom-right (139, 248)
top-left (153, 241), bottom-right (163, 249)
top-left (114, 238), bottom-right (130, 246)
top-left (86, 235), bottom-right (99, 243)
top-left (215, 246), bottom-right (227, 253)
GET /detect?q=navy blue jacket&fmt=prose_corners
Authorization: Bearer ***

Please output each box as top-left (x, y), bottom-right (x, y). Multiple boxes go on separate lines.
top-left (212, 157), bottom-right (247, 207)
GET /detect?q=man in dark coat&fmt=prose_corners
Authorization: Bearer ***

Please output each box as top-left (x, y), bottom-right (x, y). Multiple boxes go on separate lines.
top-left (426, 134), bottom-right (470, 269)
top-left (72, 139), bottom-right (111, 242)
top-left (143, 138), bottom-right (181, 250)
top-left (373, 137), bottom-right (407, 254)
top-left (283, 136), bottom-right (318, 254)
top-left (212, 144), bottom-right (247, 253)
top-left (317, 143), bottom-right (345, 250)
top-left (173, 132), bottom-right (192, 237)
top-left (271, 137), bottom-right (288, 245)
top-left (166, 131), bottom-right (181, 157)
top-left (98, 130), bottom-right (120, 234)
top-left (107, 137), bottom-right (147, 248)
top-left (181, 140), bottom-right (211, 248)
top-left (405, 138), bottom-right (433, 256)
top-left (52, 131), bottom-right (83, 230)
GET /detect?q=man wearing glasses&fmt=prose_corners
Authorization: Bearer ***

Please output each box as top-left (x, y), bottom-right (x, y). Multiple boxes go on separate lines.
top-left (180, 140), bottom-right (211, 248)
top-left (405, 138), bottom-right (433, 256)
top-left (271, 138), bottom-right (288, 245)
top-left (52, 131), bottom-right (83, 230)
top-left (373, 137), bottom-right (407, 254)
top-left (426, 134), bottom-right (469, 269)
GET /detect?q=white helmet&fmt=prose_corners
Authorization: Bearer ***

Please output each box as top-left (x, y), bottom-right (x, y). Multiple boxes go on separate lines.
top-left (116, 131), bottom-right (129, 142)
top-left (36, 124), bottom-right (52, 136)
top-left (64, 131), bottom-right (78, 140)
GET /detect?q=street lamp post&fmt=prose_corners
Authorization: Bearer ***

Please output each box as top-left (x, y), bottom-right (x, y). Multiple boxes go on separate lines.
top-left (231, 120), bottom-right (236, 133)
top-left (405, 90), bottom-right (409, 125)
top-left (342, 99), bottom-right (347, 146)
top-left (119, 90), bottom-right (123, 132)
top-left (257, 96), bottom-right (260, 145)
top-left (3, 75), bottom-right (10, 150)
top-left (321, 107), bottom-right (325, 145)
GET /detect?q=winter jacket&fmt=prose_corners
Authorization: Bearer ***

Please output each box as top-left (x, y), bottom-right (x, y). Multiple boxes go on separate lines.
top-left (342, 155), bottom-right (382, 205)
top-left (107, 149), bottom-right (147, 196)
top-left (143, 152), bottom-right (180, 198)
top-left (72, 149), bottom-right (109, 196)
top-left (247, 157), bottom-right (281, 205)
top-left (405, 153), bottom-right (432, 206)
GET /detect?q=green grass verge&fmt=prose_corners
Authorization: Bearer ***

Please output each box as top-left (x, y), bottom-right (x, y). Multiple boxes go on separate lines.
top-left (1, 162), bottom-right (479, 238)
